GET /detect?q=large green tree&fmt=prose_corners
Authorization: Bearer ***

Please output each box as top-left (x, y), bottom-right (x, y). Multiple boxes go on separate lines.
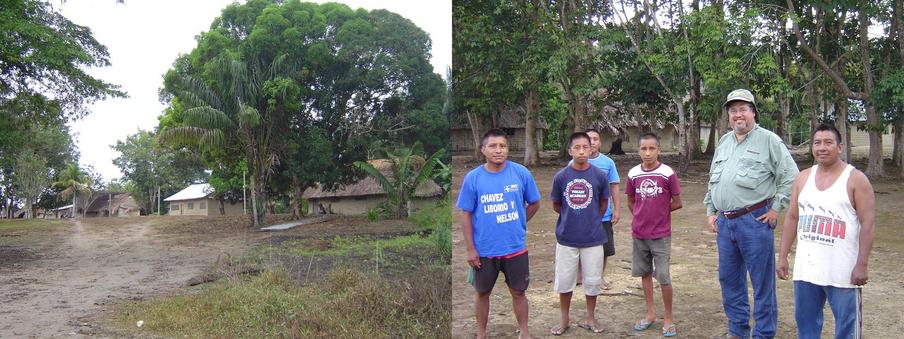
top-left (112, 129), bottom-right (207, 214)
top-left (1, 0), bottom-right (123, 215)
top-left (159, 0), bottom-right (444, 224)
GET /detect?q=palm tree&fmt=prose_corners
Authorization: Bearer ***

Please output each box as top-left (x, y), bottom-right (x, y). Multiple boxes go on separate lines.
top-left (159, 54), bottom-right (291, 227)
top-left (354, 142), bottom-right (445, 218)
top-left (52, 163), bottom-right (92, 218)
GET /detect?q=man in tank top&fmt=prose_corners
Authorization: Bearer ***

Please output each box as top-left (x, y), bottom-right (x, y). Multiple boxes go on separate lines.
top-left (776, 123), bottom-right (876, 339)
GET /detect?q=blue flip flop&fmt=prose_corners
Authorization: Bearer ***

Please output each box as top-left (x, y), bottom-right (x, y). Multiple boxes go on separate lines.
top-left (662, 323), bottom-right (678, 337)
top-left (634, 319), bottom-right (653, 331)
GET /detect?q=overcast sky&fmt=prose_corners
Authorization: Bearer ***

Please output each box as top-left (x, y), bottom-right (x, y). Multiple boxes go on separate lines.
top-left (55, 0), bottom-right (452, 182)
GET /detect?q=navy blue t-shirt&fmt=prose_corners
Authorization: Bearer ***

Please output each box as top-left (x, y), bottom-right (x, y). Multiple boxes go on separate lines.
top-left (456, 160), bottom-right (541, 257)
top-left (550, 165), bottom-right (610, 248)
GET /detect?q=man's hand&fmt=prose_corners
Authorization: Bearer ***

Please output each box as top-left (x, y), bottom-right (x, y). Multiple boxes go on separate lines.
top-left (851, 263), bottom-right (869, 286)
top-left (776, 257), bottom-right (790, 280)
top-left (756, 209), bottom-right (779, 229)
top-left (467, 247), bottom-right (481, 269)
top-left (611, 210), bottom-right (620, 225)
top-left (707, 215), bottom-right (718, 233)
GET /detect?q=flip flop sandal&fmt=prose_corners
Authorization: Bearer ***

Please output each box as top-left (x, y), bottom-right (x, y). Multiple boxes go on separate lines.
top-left (577, 323), bottom-right (607, 333)
top-left (634, 319), bottom-right (654, 331)
top-left (550, 324), bottom-right (569, 336)
top-left (662, 323), bottom-right (678, 337)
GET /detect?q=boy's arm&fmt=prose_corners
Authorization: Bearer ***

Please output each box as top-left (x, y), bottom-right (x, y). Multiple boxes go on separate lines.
top-left (610, 183), bottom-right (621, 224)
top-left (626, 195), bottom-right (635, 213)
top-left (460, 210), bottom-right (481, 269)
top-left (670, 194), bottom-right (682, 211)
top-left (526, 201), bottom-right (541, 221)
top-left (553, 201), bottom-right (562, 214)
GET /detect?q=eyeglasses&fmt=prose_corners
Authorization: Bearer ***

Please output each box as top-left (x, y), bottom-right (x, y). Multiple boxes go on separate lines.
top-left (728, 107), bottom-right (752, 115)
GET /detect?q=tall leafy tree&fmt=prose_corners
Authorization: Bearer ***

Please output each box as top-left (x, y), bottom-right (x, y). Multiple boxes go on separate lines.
top-left (111, 129), bottom-right (207, 214)
top-left (51, 163), bottom-right (92, 218)
top-left (0, 0), bottom-right (125, 118)
top-left (160, 54), bottom-right (293, 227)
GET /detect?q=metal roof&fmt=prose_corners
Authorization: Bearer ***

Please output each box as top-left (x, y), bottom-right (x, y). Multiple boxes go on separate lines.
top-left (163, 183), bottom-right (213, 202)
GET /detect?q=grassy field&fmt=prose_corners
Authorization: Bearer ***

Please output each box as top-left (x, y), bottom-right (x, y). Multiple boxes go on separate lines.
top-left (99, 202), bottom-right (452, 338)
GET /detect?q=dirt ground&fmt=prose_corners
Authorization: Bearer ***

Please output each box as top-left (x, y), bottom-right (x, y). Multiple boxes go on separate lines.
top-left (0, 214), bottom-right (420, 337)
top-left (451, 152), bottom-right (904, 338)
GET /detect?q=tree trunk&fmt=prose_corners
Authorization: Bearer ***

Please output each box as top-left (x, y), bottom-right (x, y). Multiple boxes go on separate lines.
top-left (675, 100), bottom-right (689, 172)
top-left (834, 99), bottom-right (849, 162)
top-left (859, 8), bottom-right (884, 177)
top-left (705, 123), bottom-right (716, 155)
top-left (24, 197), bottom-right (32, 219)
top-left (523, 89), bottom-right (539, 167)
top-left (465, 110), bottom-right (483, 162)
top-left (571, 94), bottom-right (587, 132)
top-left (778, 96), bottom-right (791, 144)
top-left (291, 175), bottom-right (302, 220)
top-left (248, 174), bottom-right (260, 227)
top-left (894, 119), bottom-right (904, 174)
top-left (689, 109), bottom-right (701, 158)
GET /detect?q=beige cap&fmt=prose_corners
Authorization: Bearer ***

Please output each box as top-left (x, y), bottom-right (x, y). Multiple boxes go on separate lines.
top-left (724, 88), bottom-right (758, 121)
top-left (724, 89), bottom-right (756, 110)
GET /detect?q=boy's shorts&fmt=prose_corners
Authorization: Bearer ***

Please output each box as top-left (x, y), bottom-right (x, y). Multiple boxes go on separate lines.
top-left (473, 251), bottom-right (530, 294)
top-left (602, 221), bottom-right (615, 257)
top-left (553, 243), bottom-right (604, 295)
top-left (631, 236), bottom-right (671, 285)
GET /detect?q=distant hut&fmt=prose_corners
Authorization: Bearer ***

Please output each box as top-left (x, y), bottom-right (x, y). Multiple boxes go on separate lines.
top-left (302, 159), bottom-right (444, 216)
top-left (163, 183), bottom-right (244, 216)
top-left (451, 106), bottom-right (548, 154)
top-left (83, 192), bottom-right (143, 217)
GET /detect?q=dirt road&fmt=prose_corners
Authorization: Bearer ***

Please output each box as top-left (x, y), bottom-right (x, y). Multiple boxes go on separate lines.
top-left (0, 217), bottom-right (263, 337)
top-left (451, 153), bottom-right (904, 338)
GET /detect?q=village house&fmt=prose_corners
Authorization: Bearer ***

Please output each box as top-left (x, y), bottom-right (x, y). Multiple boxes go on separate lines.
top-left (302, 168), bottom-right (444, 216)
top-left (164, 183), bottom-right (245, 216)
top-left (451, 107), bottom-right (548, 154)
top-left (81, 191), bottom-right (143, 217)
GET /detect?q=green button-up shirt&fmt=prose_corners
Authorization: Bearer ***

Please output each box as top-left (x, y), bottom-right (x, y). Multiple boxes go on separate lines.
top-left (703, 125), bottom-right (799, 216)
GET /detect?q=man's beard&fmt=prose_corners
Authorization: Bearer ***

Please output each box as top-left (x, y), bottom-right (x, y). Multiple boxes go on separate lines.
top-left (732, 121), bottom-right (749, 133)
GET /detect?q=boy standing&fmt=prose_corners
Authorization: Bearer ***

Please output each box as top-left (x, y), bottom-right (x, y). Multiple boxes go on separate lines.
top-left (549, 132), bottom-right (611, 335)
top-left (625, 133), bottom-right (682, 337)
top-left (457, 129), bottom-right (542, 339)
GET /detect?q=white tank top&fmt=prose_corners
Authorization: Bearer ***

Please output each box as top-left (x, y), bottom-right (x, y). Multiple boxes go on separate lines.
top-left (793, 164), bottom-right (861, 288)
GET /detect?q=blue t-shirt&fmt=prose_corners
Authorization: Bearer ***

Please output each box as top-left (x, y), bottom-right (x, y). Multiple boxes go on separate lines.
top-left (569, 154), bottom-right (619, 221)
top-left (550, 165), bottom-right (611, 248)
top-left (456, 160), bottom-right (541, 257)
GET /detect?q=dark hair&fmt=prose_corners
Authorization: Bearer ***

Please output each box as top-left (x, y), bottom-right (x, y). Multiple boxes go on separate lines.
top-left (812, 123), bottom-right (842, 144)
top-left (639, 132), bottom-right (660, 146)
top-left (480, 129), bottom-right (508, 148)
top-left (583, 128), bottom-right (600, 136)
top-left (569, 132), bottom-right (591, 148)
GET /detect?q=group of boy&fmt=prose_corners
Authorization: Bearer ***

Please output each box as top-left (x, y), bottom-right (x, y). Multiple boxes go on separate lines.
top-left (458, 126), bottom-right (681, 338)
top-left (457, 88), bottom-right (875, 339)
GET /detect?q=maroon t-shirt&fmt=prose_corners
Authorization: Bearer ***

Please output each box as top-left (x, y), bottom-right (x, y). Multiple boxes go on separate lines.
top-left (625, 163), bottom-right (681, 239)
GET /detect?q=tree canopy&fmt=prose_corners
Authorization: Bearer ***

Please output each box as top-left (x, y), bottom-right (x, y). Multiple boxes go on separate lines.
top-left (454, 0), bottom-right (904, 176)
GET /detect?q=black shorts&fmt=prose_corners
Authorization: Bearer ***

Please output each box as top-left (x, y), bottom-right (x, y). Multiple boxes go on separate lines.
top-left (473, 251), bottom-right (530, 294)
top-left (603, 221), bottom-right (615, 257)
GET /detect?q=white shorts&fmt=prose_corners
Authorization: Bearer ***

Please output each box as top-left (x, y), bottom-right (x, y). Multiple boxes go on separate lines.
top-left (553, 243), bottom-right (605, 295)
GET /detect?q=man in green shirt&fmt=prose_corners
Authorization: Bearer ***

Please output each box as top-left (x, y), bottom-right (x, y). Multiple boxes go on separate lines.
top-left (703, 89), bottom-right (799, 339)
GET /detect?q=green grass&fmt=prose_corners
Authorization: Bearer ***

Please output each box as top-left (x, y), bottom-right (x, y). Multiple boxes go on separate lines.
top-left (254, 233), bottom-right (433, 258)
top-left (0, 218), bottom-right (67, 231)
top-left (103, 205), bottom-right (454, 337)
top-left (109, 266), bottom-right (451, 338)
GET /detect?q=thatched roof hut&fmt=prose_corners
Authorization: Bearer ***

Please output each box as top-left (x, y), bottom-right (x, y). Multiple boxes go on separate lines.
top-left (301, 159), bottom-right (444, 216)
